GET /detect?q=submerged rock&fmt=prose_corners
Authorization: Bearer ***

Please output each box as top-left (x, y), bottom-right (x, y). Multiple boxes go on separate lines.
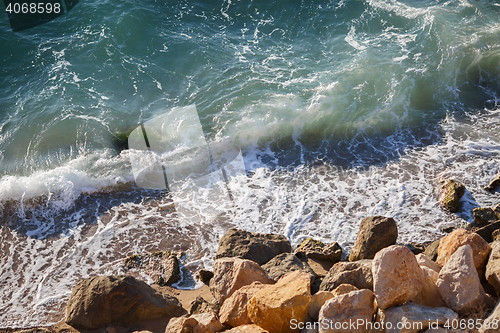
top-left (65, 275), bottom-right (182, 330)
top-left (294, 238), bottom-right (342, 263)
top-left (438, 179), bottom-right (465, 213)
top-left (215, 228), bottom-right (292, 265)
top-left (348, 216), bottom-right (398, 261)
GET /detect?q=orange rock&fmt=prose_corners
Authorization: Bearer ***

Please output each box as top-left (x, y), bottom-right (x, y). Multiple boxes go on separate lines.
top-left (436, 245), bottom-right (489, 315)
top-left (247, 271), bottom-right (312, 333)
top-left (372, 245), bottom-right (424, 310)
top-left (436, 229), bottom-right (490, 274)
top-left (411, 265), bottom-right (447, 308)
top-left (307, 291), bottom-right (335, 321)
top-left (223, 324), bottom-right (269, 333)
top-left (219, 282), bottom-right (267, 327)
top-left (209, 257), bottom-right (273, 304)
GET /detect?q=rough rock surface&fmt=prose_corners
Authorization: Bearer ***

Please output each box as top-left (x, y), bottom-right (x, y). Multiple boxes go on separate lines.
top-left (473, 207), bottom-right (499, 225)
top-left (411, 265), bottom-right (446, 308)
top-left (124, 251), bottom-right (180, 286)
top-left (224, 324), bottom-right (270, 333)
top-left (197, 269), bottom-right (214, 285)
top-left (215, 228), bottom-right (291, 265)
top-left (372, 245), bottom-right (424, 310)
top-left (486, 241), bottom-right (500, 296)
top-left (331, 283), bottom-right (359, 297)
top-left (438, 179), bottom-right (465, 212)
top-left (294, 238), bottom-right (342, 263)
top-left (475, 220), bottom-right (500, 243)
top-left (319, 260), bottom-right (373, 291)
top-left (436, 245), bottom-right (488, 315)
top-left (262, 253), bottom-right (317, 282)
top-left (188, 296), bottom-right (216, 315)
top-left (424, 239), bottom-right (440, 261)
top-left (219, 282), bottom-right (267, 327)
top-left (247, 271), bottom-right (312, 333)
top-left (307, 291), bottom-right (335, 321)
top-left (401, 242), bottom-right (425, 255)
top-left (479, 299), bottom-right (500, 333)
top-left (379, 303), bottom-right (458, 333)
top-left (210, 257), bottom-right (273, 304)
top-left (165, 313), bottom-right (222, 333)
top-left (436, 228), bottom-right (491, 273)
top-left (65, 275), bottom-right (183, 330)
top-left (493, 229), bottom-right (500, 242)
top-left (318, 289), bottom-right (376, 333)
top-left (349, 216), bottom-right (398, 261)
top-left (416, 253), bottom-right (441, 273)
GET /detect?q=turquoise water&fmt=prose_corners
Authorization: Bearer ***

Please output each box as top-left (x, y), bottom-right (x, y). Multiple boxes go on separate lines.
top-left (1, 0), bottom-right (500, 327)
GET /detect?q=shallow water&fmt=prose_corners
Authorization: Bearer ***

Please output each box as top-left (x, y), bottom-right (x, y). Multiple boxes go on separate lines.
top-left (1, 0), bottom-right (500, 327)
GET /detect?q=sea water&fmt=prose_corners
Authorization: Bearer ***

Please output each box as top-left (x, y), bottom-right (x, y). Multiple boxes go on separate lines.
top-left (0, 0), bottom-right (499, 327)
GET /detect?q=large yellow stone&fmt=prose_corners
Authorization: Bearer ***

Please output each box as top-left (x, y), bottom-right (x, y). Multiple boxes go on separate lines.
top-left (247, 270), bottom-right (312, 333)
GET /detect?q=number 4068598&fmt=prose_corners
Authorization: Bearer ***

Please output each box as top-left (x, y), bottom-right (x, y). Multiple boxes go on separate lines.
top-left (5, 2), bottom-right (61, 14)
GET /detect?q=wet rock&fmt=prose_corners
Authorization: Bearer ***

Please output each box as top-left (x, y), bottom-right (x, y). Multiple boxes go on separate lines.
top-left (436, 245), bottom-right (488, 315)
top-left (197, 269), bottom-right (214, 285)
top-left (219, 281), bottom-right (267, 327)
top-left (494, 203), bottom-right (500, 214)
top-left (436, 228), bottom-right (491, 274)
top-left (473, 207), bottom-right (499, 225)
top-left (318, 289), bottom-right (376, 333)
top-left (424, 239), bottom-right (440, 261)
top-left (349, 216), bottom-right (398, 261)
top-left (372, 245), bottom-right (424, 310)
top-left (215, 228), bottom-right (291, 265)
top-left (486, 241), bottom-right (500, 296)
top-left (247, 271), bottom-right (312, 333)
top-left (438, 179), bottom-right (465, 212)
top-left (124, 251), bottom-right (180, 286)
top-left (319, 260), bottom-right (373, 291)
top-left (294, 238), bottom-right (342, 263)
top-left (209, 257), bottom-right (273, 304)
top-left (484, 174), bottom-right (500, 192)
top-left (262, 253), bottom-right (317, 282)
top-left (65, 275), bottom-right (183, 330)
top-left (379, 303), bottom-right (458, 333)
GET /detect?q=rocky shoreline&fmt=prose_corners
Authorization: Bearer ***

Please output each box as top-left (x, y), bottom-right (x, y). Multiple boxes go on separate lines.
top-left (2, 176), bottom-right (500, 333)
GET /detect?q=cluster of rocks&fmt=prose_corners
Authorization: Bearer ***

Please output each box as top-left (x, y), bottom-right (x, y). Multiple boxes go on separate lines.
top-left (62, 210), bottom-right (500, 333)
